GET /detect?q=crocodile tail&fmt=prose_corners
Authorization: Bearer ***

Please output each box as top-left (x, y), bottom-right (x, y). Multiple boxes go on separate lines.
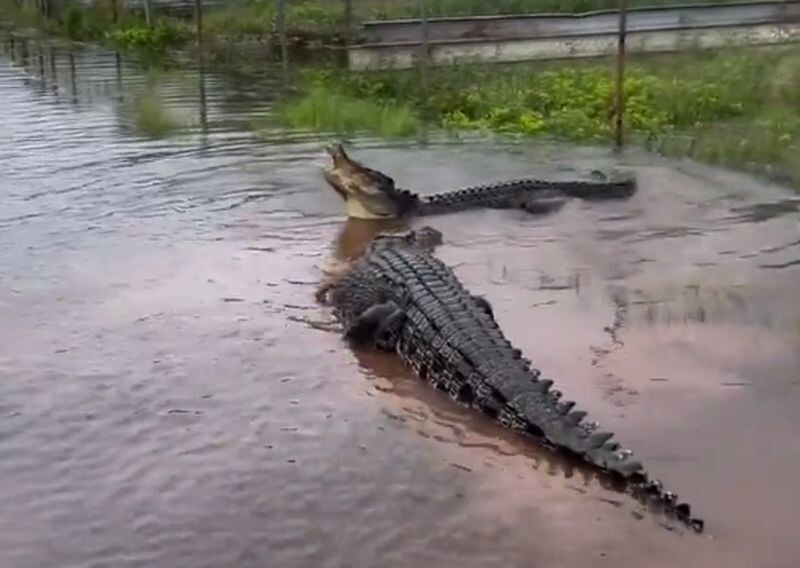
top-left (498, 372), bottom-right (704, 532)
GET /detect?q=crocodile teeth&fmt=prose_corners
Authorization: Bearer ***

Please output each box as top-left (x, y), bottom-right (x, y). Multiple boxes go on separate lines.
top-left (586, 421), bottom-right (599, 432)
top-left (550, 389), bottom-right (562, 400)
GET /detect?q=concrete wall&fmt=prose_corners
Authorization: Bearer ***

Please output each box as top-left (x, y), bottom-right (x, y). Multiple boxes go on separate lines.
top-left (348, 23), bottom-right (800, 70)
top-left (348, 1), bottom-right (800, 70)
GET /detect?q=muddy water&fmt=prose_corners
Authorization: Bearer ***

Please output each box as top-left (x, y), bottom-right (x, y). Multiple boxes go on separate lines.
top-left (1, 34), bottom-right (799, 568)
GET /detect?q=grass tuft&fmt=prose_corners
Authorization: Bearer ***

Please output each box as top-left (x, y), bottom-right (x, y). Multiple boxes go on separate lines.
top-left (130, 91), bottom-right (181, 139)
top-left (276, 86), bottom-right (423, 138)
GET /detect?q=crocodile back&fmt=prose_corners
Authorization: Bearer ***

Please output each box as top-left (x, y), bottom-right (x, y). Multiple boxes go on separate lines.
top-left (330, 241), bottom-right (703, 532)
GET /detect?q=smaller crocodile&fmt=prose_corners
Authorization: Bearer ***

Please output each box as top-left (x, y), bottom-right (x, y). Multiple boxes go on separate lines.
top-left (322, 144), bottom-right (637, 220)
top-left (320, 226), bottom-right (705, 533)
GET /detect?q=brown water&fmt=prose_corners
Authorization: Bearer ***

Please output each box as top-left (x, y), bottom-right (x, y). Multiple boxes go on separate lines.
top-left (1, 33), bottom-right (799, 568)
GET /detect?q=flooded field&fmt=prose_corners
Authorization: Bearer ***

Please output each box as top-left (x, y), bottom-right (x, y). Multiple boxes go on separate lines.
top-left (1, 34), bottom-right (799, 568)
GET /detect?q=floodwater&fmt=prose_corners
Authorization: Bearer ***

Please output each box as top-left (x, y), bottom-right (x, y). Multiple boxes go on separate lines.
top-left (1, 33), bottom-right (799, 568)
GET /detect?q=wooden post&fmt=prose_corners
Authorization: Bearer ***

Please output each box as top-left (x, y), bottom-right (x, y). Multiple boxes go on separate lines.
top-left (111, 0), bottom-right (118, 24)
top-left (613, 0), bottom-right (628, 150)
top-left (276, 0), bottom-right (289, 84)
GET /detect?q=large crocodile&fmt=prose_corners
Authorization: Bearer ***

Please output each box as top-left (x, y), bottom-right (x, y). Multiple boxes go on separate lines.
top-left (318, 226), bottom-right (705, 533)
top-left (323, 144), bottom-right (637, 219)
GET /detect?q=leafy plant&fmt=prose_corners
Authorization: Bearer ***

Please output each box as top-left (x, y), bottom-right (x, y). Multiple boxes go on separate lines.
top-left (106, 22), bottom-right (191, 54)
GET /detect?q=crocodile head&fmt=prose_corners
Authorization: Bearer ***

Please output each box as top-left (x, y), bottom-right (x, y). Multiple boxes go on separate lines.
top-left (323, 144), bottom-right (420, 220)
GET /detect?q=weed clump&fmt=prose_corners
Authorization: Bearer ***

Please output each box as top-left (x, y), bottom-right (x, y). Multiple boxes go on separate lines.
top-left (107, 22), bottom-right (191, 55)
top-left (130, 90), bottom-right (182, 139)
top-left (276, 86), bottom-right (423, 137)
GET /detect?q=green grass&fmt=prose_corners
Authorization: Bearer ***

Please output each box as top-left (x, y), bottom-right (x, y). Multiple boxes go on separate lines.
top-left (281, 47), bottom-right (800, 186)
top-left (275, 86), bottom-right (423, 137)
top-left (204, 0), bottom-right (343, 39)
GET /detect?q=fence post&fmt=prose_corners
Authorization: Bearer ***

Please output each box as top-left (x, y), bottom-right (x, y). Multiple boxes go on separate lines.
top-left (343, 0), bottom-right (353, 47)
top-left (613, 0), bottom-right (628, 150)
top-left (418, 0), bottom-right (429, 90)
top-left (143, 0), bottom-right (153, 27)
top-left (111, 0), bottom-right (117, 24)
top-left (194, 0), bottom-right (203, 46)
top-left (276, 0), bottom-right (289, 83)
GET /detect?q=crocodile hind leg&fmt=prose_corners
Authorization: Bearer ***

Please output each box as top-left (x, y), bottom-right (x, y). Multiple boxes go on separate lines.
top-left (516, 194), bottom-right (567, 215)
top-left (472, 295), bottom-right (494, 319)
top-left (345, 301), bottom-right (405, 348)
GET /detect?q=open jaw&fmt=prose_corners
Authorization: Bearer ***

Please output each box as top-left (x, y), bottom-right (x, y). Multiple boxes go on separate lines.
top-left (322, 144), bottom-right (420, 220)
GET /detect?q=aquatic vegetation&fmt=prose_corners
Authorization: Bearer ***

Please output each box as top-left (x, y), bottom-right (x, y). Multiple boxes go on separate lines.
top-left (130, 90), bottom-right (182, 139)
top-left (275, 86), bottom-right (423, 138)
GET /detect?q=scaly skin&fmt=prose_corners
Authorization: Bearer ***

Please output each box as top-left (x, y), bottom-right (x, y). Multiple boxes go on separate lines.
top-left (324, 228), bottom-right (704, 533)
top-left (322, 144), bottom-right (637, 220)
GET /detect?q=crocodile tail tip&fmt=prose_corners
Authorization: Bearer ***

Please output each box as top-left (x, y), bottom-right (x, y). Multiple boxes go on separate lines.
top-left (626, 471), bottom-right (705, 533)
top-left (552, 415), bottom-right (705, 534)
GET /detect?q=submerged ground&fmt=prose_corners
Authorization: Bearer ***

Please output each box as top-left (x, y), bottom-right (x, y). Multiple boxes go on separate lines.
top-left (1, 35), bottom-right (800, 568)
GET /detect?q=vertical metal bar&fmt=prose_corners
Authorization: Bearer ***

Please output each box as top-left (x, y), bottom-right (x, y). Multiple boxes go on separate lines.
top-left (276, 0), bottom-right (289, 84)
top-left (68, 51), bottom-right (77, 105)
top-left (418, 0), bottom-right (429, 90)
top-left (614, 0), bottom-right (628, 150)
top-left (115, 51), bottom-right (123, 102)
top-left (343, 0), bottom-right (353, 47)
top-left (198, 59), bottom-right (208, 135)
top-left (194, 0), bottom-right (203, 46)
top-left (143, 0), bottom-right (153, 27)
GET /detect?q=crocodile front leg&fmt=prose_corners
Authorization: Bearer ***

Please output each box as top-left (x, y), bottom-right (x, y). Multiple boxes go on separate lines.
top-left (345, 301), bottom-right (406, 348)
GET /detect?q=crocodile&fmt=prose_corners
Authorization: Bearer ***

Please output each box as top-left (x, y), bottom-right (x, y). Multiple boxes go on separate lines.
top-left (318, 226), bottom-right (705, 533)
top-left (322, 144), bottom-right (637, 220)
